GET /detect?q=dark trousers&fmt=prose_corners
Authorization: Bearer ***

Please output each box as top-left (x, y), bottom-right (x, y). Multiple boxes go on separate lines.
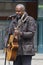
top-left (13, 55), bottom-right (32, 65)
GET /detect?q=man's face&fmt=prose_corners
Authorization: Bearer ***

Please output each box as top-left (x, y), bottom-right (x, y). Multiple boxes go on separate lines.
top-left (15, 6), bottom-right (24, 18)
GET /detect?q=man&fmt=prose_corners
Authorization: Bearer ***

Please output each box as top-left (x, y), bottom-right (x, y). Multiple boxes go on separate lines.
top-left (5, 4), bottom-right (37, 65)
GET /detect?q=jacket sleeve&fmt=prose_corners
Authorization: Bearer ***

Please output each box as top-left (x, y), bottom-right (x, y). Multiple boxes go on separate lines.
top-left (20, 17), bottom-right (37, 39)
top-left (8, 21), bottom-right (14, 35)
top-left (4, 20), bottom-right (14, 45)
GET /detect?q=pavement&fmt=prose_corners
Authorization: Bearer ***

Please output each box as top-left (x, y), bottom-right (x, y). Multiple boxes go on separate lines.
top-left (32, 53), bottom-right (43, 65)
top-left (0, 50), bottom-right (13, 65)
top-left (0, 50), bottom-right (43, 65)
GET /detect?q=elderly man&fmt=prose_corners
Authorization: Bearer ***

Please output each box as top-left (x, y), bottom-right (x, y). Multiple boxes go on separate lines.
top-left (5, 4), bottom-right (37, 65)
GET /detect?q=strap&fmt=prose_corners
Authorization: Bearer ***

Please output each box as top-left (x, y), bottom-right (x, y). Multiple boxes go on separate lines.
top-left (16, 11), bottom-right (29, 29)
top-left (22, 16), bottom-right (29, 23)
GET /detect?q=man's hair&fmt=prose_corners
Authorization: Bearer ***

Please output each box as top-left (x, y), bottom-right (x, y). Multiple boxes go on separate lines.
top-left (16, 4), bottom-right (25, 11)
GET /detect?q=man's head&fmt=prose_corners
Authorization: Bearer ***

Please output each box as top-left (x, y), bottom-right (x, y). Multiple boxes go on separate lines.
top-left (15, 4), bottom-right (25, 18)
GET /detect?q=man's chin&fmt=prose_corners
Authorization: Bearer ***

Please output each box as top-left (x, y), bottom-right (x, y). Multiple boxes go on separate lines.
top-left (17, 14), bottom-right (21, 19)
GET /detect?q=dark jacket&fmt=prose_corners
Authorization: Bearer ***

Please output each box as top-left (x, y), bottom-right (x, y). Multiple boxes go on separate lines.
top-left (4, 12), bottom-right (37, 56)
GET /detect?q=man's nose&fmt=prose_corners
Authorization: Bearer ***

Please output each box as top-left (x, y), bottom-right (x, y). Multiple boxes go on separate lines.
top-left (16, 12), bottom-right (19, 14)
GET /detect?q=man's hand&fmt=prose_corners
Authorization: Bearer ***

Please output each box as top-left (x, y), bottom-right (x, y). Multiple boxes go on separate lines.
top-left (14, 28), bottom-right (22, 36)
top-left (14, 28), bottom-right (19, 35)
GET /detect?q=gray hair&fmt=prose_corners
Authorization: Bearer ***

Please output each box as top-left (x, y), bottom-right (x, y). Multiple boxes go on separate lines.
top-left (16, 4), bottom-right (25, 11)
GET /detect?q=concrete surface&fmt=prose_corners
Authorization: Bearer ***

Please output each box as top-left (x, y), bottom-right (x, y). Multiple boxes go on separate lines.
top-left (0, 50), bottom-right (43, 65)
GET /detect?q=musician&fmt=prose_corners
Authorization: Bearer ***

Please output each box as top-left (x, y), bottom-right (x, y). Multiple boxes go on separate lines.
top-left (4, 4), bottom-right (37, 65)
